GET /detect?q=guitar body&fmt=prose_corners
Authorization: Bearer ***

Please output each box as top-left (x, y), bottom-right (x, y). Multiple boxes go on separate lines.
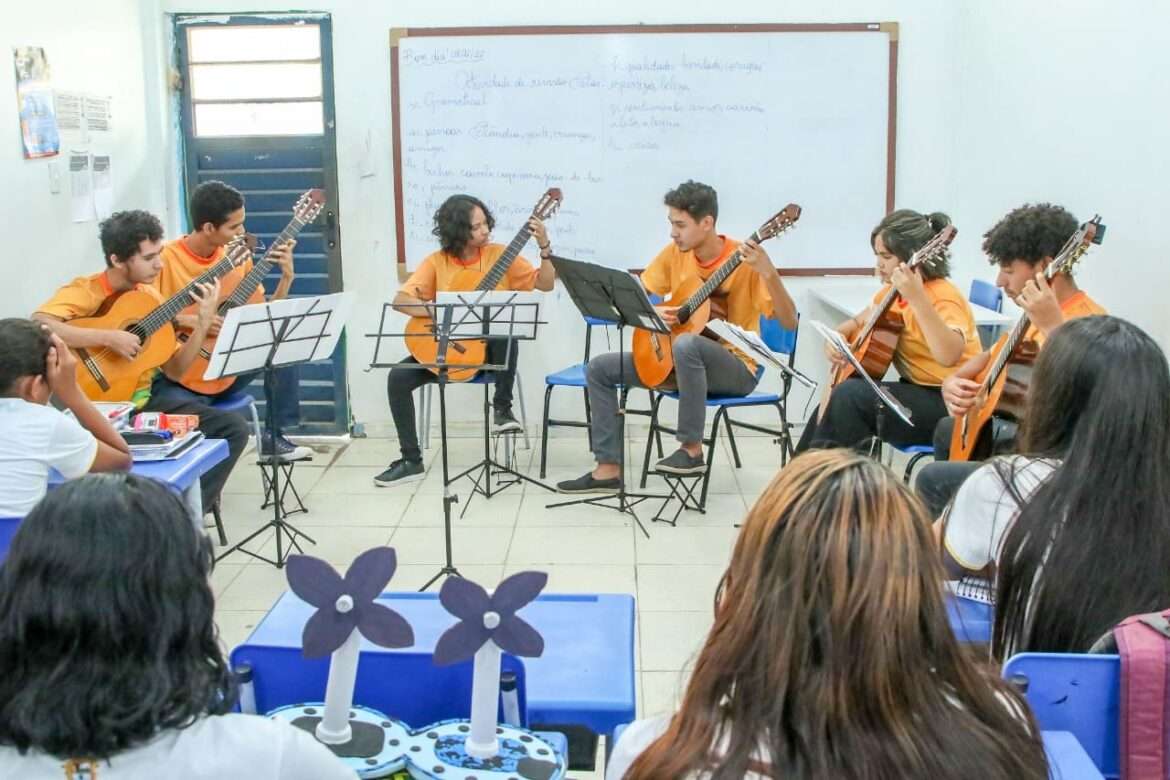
top-left (71, 290), bottom-right (178, 402)
top-left (176, 277), bottom-right (252, 396)
top-left (405, 267), bottom-right (490, 383)
top-left (632, 275), bottom-right (712, 388)
top-left (951, 333), bottom-right (1039, 461)
top-left (831, 308), bottom-right (905, 386)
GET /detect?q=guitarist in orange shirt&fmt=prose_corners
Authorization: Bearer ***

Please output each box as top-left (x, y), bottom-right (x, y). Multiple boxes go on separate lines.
top-left (915, 203), bottom-right (1107, 516)
top-left (148, 181), bottom-right (308, 462)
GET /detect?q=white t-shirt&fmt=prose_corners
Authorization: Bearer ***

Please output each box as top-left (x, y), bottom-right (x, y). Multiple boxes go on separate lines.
top-left (943, 455), bottom-right (1058, 572)
top-left (0, 713), bottom-right (354, 780)
top-left (0, 398), bottom-right (97, 517)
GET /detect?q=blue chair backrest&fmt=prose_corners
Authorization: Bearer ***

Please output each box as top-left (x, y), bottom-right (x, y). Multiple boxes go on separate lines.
top-left (759, 314), bottom-right (798, 358)
top-left (969, 279), bottom-right (1003, 312)
top-left (230, 646), bottom-right (529, 730)
top-left (0, 517), bottom-right (21, 565)
top-left (1002, 653), bottom-right (1120, 778)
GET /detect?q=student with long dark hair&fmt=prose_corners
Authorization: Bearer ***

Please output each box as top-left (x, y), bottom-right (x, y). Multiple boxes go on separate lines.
top-left (609, 449), bottom-right (1046, 780)
top-left (0, 474), bottom-right (351, 779)
top-left (939, 316), bottom-right (1170, 660)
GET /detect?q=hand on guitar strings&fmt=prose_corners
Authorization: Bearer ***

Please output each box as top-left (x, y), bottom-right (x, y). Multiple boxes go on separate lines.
top-left (890, 262), bottom-right (927, 304)
top-left (190, 280), bottom-right (222, 334)
top-left (941, 351), bottom-right (990, 417)
top-left (656, 305), bottom-right (681, 327)
top-left (1015, 272), bottom-right (1064, 337)
top-left (103, 328), bottom-right (145, 361)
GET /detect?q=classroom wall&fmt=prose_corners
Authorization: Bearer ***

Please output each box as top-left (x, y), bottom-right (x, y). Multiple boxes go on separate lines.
top-left (1, 0), bottom-right (169, 320)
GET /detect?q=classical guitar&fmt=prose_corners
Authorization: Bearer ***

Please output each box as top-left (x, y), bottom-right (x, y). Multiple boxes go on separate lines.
top-left (404, 188), bottom-right (562, 382)
top-left (631, 205), bottom-right (801, 389)
top-left (176, 189), bottom-right (326, 395)
top-left (951, 215), bottom-right (1105, 461)
top-left (71, 234), bottom-right (253, 402)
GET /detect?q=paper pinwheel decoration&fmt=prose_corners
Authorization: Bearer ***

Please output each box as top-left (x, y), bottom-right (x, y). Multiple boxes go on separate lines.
top-left (434, 571), bottom-right (548, 759)
top-left (286, 547), bottom-right (414, 745)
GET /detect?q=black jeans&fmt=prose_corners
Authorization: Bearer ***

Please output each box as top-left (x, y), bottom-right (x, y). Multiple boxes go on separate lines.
top-left (914, 416), bottom-right (1019, 517)
top-left (387, 339), bottom-right (518, 463)
top-left (796, 377), bottom-right (947, 453)
top-left (150, 367), bottom-right (301, 431)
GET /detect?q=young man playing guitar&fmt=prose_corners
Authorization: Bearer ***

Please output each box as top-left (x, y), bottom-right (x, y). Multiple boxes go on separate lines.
top-left (148, 181), bottom-right (309, 461)
top-left (32, 210), bottom-right (249, 514)
top-left (796, 210), bottom-right (981, 453)
top-left (557, 180), bottom-right (797, 494)
top-left (915, 203), bottom-right (1107, 516)
top-left (375, 193), bottom-right (556, 488)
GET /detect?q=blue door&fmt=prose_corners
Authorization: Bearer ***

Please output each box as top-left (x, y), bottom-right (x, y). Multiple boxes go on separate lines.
top-left (175, 14), bottom-right (347, 434)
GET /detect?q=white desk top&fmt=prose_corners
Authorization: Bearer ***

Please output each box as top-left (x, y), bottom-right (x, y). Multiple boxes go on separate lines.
top-left (809, 282), bottom-right (1014, 327)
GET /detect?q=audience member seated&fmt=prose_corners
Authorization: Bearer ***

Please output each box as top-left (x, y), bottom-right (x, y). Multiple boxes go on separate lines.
top-left (0, 319), bottom-right (129, 517)
top-left (607, 448), bottom-right (1046, 779)
top-left (939, 315), bottom-right (1170, 661)
top-left (0, 474), bottom-right (352, 779)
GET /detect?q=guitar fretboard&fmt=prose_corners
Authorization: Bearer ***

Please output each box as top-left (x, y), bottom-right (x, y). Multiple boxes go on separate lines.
top-left (474, 224), bottom-right (535, 291)
top-left (678, 231), bottom-right (761, 322)
top-left (135, 244), bottom-right (248, 336)
top-left (221, 215), bottom-right (310, 312)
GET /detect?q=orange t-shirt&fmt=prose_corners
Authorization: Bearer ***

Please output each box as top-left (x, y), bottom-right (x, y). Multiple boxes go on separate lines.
top-left (640, 237), bottom-right (775, 373)
top-left (870, 278), bottom-right (982, 386)
top-left (1024, 290), bottom-right (1107, 345)
top-left (35, 271), bottom-right (166, 405)
top-left (154, 238), bottom-right (264, 313)
top-left (401, 244), bottom-right (538, 300)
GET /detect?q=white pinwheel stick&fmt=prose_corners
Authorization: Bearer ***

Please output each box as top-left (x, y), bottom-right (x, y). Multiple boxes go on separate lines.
top-left (317, 595), bottom-right (361, 745)
top-left (466, 612), bottom-right (503, 758)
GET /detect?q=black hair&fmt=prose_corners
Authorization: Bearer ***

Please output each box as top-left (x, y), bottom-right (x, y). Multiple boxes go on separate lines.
top-left (982, 203), bottom-right (1079, 267)
top-left (0, 318), bottom-right (51, 396)
top-left (99, 210), bottom-right (164, 268)
top-left (664, 180), bottom-right (719, 224)
top-left (189, 180), bottom-right (245, 230)
top-left (871, 209), bottom-right (953, 280)
top-left (431, 194), bottom-right (495, 257)
top-left (0, 474), bottom-right (235, 759)
top-left (992, 315), bottom-right (1170, 660)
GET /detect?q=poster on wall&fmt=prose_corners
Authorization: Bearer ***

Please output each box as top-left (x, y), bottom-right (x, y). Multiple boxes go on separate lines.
top-left (12, 46), bottom-right (60, 159)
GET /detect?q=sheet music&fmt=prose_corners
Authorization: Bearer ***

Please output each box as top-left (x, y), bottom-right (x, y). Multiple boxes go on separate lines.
top-left (704, 319), bottom-right (815, 389)
top-left (807, 319), bottom-right (914, 427)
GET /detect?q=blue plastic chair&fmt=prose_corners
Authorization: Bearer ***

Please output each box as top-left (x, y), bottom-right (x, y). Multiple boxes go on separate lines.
top-left (1002, 653), bottom-right (1121, 778)
top-left (638, 315), bottom-right (799, 512)
top-left (539, 315), bottom-right (611, 478)
top-left (970, 278), bottom-right (1005, 348)
top-left (0, 516), bottom-right (21, 565)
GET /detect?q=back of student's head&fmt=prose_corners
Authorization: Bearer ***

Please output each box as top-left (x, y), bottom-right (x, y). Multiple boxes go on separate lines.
top-left (871, 208), bottom-right (953, 279)
top-left (995, 315), bottom-right (1170, 659)
top-left (0, 474), bottom-right (233, 759)
top-left (982, 203), bottom-right (1078, 266)
top-left (0, 318), bottom-right (50, 396)
top-left (189, 180), bottom-right (245, 230)
top-left (625, 449), bottom-right (1045, 780)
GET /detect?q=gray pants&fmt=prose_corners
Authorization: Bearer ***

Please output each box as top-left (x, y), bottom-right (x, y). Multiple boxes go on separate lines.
top-left (587, 333), bottom-right (758, 464)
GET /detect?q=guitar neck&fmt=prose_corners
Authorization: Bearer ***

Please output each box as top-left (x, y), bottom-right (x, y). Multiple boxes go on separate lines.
top-left (219, 216), bottom-right (309, 314)
top-left (852, 284), bottom-right (901, 348)
top-left (679, 232), bottom-right (758, 319)
top-left (138, 252), bottom-right (241, 335)
top-left (475, 225), bottom-right (534, 291)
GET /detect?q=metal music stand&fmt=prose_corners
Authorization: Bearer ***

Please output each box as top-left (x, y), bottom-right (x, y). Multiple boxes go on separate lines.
top-left (544, 256), bottom-right (669, 538)
top-left (207, 292), bottom-right (354, 568)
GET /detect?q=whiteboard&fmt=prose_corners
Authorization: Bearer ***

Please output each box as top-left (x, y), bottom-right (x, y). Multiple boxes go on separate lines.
top-left (392, 25), bottom-right (895, 273)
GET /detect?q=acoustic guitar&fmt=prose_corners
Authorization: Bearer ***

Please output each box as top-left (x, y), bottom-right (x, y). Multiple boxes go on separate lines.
top-left (825, 224), bottom-right (957, 394)
top-left (176, 189), bottom-right (326, 395)
top-left (71, 234), bottom-right (253, 402)
top-left (404, 188), bottom-right (562, 382)
top-left (950, 215), bottom-right (1105, 461)
top-left (631, 205), bottom-right (801, 389)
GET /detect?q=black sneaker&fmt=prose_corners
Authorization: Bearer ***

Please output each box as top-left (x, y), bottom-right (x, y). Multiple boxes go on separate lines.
top-left (492, 408), bottom-right (523, 434)
top-left (374, 459), bottom-right (425, 488)
top-left (654, 448), bottom-right (706, 475)
top-left (556, 472), bottom-right (621, 494)
top-left (260, 432), bottom-right (313, 462)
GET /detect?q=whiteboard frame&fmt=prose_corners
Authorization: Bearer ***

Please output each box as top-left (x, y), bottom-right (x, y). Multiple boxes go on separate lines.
top-left (390, 22), bottom-right (898, 277)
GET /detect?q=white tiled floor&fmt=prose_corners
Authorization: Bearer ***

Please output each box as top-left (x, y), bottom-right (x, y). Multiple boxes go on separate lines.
top-left (212, 430), bottom-right (794, 777)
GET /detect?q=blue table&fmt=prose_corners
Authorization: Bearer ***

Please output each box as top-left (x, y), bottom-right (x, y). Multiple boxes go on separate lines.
top-left (1043, 731), bottom-right (1104, 779)
top-left (946, 592), bottom-right (992, 644)
top-left (235, 591), bottom-right (637, 744)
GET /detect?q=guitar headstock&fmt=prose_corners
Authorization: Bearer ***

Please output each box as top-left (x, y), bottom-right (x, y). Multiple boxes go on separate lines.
top-left (531, 187), bottom-right (563, 221)
top-left (756, 203), bottom-right (802, 242)
top-left (223, 232), bottom-right (258, 266)
top-left (1047, 215), bottom-right (1105, 278)
top-left (908, 224), bottom-right (957, 271)
top-left (293, 189), bottom-right (326, 224)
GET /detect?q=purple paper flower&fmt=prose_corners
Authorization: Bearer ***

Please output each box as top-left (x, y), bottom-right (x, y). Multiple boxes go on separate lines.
top-left (286, 547), bottom-right (414, 658)
top-left (433, 572), bottom-right (548, 666)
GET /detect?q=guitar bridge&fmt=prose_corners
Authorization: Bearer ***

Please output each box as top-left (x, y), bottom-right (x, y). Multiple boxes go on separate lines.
top-left (77, 349), bottom-right (110, 392)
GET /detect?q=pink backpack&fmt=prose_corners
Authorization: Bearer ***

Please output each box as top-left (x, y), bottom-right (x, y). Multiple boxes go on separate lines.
top-left (1103, 609), bottom-right (1170, 779)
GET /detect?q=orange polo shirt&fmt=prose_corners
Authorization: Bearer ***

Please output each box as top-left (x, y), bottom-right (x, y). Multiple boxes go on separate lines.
top-left (870, 278), bottom-right (982, 386)
top-left (1024, 289), bottom-right (1107, 345)
top-left (154, 238), bottom-right (264, 312)
top-left (35, 271), bottom-right (166, 406)
top-left (402, 244), bottom-right (538, 300)
top-left (641, 237), bottom-right (775, 374)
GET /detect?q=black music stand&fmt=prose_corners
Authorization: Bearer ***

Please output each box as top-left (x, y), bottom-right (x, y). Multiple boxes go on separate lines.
top-left (544, 256), bottom-right (669, 538)
top-left (208, 292), bottom-right (354, 568)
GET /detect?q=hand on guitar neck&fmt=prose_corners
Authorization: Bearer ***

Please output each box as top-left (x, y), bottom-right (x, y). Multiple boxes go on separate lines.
top-left (1015, 272), bottom-right (1064, 338)
top-left (161, 280), bottom-right (221, 381)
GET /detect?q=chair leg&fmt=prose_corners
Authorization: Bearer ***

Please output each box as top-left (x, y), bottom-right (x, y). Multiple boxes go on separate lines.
top-left (775, 402), bottom-right (793, 466)
top-left (418, 384), bottom-right (432, 452)
top-left (516, 378), bottom-right (531, 450)
top-left (583, 387), bottom-right (593, 450)
top-left (640, 393), bottom-right (664, 489)
top-left (540, 384), bottom-right (554, 479)
top-left (650, 390), bottom-right (665, 457)
top-left (724, 412), bottom-right (743, 468)
top-left (698, 408), bottom-right (725, 511)
top-left (210, 498), bottom-right (227, 546)
top-left (904, 452), bottom-right (930, 484)
top-left (247, 399), bottom-right (264, 495)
